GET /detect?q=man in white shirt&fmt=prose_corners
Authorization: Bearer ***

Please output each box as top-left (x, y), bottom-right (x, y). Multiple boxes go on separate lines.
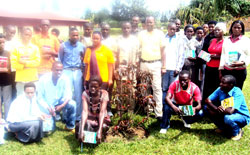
top-left (7, 82), bottom-right (45, 143)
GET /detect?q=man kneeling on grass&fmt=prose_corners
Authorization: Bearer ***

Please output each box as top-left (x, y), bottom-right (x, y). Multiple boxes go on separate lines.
top-left (78, 76), bottom-right (110, 143)
top-left (160, 70), bottom-right (202, 134)
top-left (205, 75), bottom-right (250, 140)
top-left (6, 83), bottom-right (45, 143)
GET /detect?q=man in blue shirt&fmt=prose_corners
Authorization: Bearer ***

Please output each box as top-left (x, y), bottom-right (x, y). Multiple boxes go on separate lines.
top-left (38, 61), bottom-right (76, 132)
top-left (205, 75), bottom-right (250, 140)
top-left (58, 28), bottom-right (85, 122)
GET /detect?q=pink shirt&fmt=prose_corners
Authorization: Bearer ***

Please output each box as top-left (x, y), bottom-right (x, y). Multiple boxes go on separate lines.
top-left (207, 39), bottom-right (224, 68)
top-left (168, 80), bottom-right (201, 105)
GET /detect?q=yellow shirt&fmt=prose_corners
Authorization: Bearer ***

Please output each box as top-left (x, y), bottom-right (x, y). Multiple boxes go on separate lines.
top-left (138, 29), bottom-right (165, 61)
top-left (84, 45), bottom-right (115, 82)
top-left (11, 42), bottom-right (40, 82)
top-left (31, 34), bottom-right (60, 75)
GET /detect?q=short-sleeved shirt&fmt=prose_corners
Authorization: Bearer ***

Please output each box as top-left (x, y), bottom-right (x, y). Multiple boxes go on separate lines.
top-left (84, 45), bottom-right (115, 82)
top-left (168, 80), bottom-right (201, 105)
top-left (138, 29), bottom-right (165, 61)
top-left (207, 39), bottom-right (223, 68)
top-left (209, 87), bottom-right (250, 121)
top-left (32, 34), bottom-right (60, 75)
top-left (0, 50), bottom-right (11, 86)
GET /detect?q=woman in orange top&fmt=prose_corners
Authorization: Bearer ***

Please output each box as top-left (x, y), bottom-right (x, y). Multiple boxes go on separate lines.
top-left (83, 31), bottom-right (115, 90)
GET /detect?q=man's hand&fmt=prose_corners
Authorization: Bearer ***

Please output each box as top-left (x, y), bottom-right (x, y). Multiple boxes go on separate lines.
top-left (174, 70), bottom-right (179, 77)
top-left (55, 104), bottom-right (64, 112)
top-left (161, 68), bottom-right (166, 74)
top-left (192, 107), bottom-right (196, 115)
top-left (217, 106), bottom-right (225, 114)
top-left (172, 105), bottom-right (183, 115)
top-left (108, 79), bottom-right (113, 86)
top-left (48, 107), bottom-right (56, 116)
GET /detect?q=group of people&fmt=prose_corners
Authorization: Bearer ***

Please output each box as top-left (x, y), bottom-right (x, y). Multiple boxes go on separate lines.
top-left (0, 15), bottom-right (249, 144)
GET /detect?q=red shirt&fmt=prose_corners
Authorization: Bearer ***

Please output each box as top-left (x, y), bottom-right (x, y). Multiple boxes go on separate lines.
top-left (207, 39), bottom-right (224, 68)
top-left (168, 80), bottom-right (201, 105)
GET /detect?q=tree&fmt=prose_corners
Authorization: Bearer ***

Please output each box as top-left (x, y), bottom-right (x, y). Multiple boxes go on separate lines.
top-left (111, 0), bottom-right (151, 22)
top-left (215, 0), bottom-right (250, 18)
top-left (93, 8), bottom-right (112, 24)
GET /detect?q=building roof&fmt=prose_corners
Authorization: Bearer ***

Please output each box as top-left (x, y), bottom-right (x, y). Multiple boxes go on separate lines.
top-left (0, 9), bottom-right (88, 26)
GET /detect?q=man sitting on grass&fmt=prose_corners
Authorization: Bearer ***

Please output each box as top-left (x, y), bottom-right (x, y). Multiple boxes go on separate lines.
top-left (160, 70), bottom-right (202, 134)
top-left (205, 75), bottom-right (250, 140)
top-left (78, 76), bottom-right (110, 143)
top-left (6, 82), bottom-right (44, 143)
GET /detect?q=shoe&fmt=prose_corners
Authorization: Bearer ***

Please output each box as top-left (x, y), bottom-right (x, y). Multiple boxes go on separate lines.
top-left (107, 111), bottom-right (113, 117)
top-left (55, 114), bottom-right (61, 121)
top-left (64, 126), bottom-right (75, 134)
top-left (231, 129), bottom-right (243, 141)
top-left (159, 129), bottom-right (167, 134)
top-left (181, 117), bottom-right (191, 129)
top-left (215, 128), bottom-right (223, 134)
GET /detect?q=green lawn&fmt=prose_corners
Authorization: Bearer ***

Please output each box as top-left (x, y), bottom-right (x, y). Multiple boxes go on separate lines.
top-left (1, 68), bottom-right (250, 155)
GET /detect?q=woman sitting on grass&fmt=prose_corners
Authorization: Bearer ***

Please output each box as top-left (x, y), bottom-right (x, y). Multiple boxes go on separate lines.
top-left (78, 76), bottom-right (110, 143)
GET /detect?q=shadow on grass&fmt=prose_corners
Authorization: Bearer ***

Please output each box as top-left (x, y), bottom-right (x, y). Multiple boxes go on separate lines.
top-left (149, 119), bottom-right (228, 145)
top-left (64, 134), bottom-right (98, 154)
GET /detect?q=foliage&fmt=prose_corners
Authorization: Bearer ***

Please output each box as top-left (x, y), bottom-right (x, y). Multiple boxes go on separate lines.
top-left (215, 0), bottom-right (250, 18)
top-left (111, 0), bottom-right (152, 22)
top-left (174, 0), bottom-right (233, 25)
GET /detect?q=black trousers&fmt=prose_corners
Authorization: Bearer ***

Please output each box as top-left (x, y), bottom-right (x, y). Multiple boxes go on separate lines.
top-left (221, 69), bottom-right (247, 90)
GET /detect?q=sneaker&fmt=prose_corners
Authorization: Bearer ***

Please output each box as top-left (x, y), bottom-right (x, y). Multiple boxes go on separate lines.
top-left (181, 117), bottom-right (191, 129)
top-left (231, 129), bottom-right (243, 141)
top-left (215, 128), bottom-right (223, 134)
top-left (64, 126), bottom-right (75, 134)
top-left (107, 111), bottom-right (113, 117)
top-left (159, 129), bottom-right (167, 134)
top-left (55, 114), bottom-right (61, 121)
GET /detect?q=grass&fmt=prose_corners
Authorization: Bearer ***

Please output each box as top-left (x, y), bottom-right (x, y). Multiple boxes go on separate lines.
top-left (1, 68), bottom-right (250, 155)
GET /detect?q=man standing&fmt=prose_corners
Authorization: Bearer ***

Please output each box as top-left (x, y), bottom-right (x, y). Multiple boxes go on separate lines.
top-left (138, 16), bottom-right (166, 119)
top-left (58, 28), bottom-right (85, 122)
top-left (205, 75), bottom-right (250, 140)
top-left (131, 16), bottom-right (141, 35)
top-left (101, 23), bottom-right (117, 58)
top-left (6, 82), bottom-right (44, 143)
top-left (38, 61), bottom-right (76, 132)
top-left (162, 22), bottom-right (183, 111)
top-left (4, 25), bottom-right (19, 100)
top-left (32, 19), bottom-right (60, 76)
top-left (175, 19), bottom-right (184, 37)
top-left (11, 28), bottom-right (40, 96)
top-left (0, 34), bottom-right (12, 119)
top-left (81, 23), bottom-right (93, 48)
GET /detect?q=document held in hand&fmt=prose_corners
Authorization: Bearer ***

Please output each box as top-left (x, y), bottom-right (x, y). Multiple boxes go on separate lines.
top-left (198, 50), bottom-right (211, 62)
top-left (179, 105), bottom-right (194, 116)
top-left (221, 97), bottom-right (234, 109)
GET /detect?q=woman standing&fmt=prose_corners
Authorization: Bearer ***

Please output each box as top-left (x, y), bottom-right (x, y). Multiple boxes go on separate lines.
top-left (203, 23), bottom-right (226, 100)
top-left (219, 20), bottom-right (250, 89)
top-left (83, 31), bottom-right (115, 90)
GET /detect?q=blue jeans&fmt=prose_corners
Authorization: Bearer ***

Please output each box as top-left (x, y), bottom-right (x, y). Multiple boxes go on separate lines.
top-left (212, 113), bottom-right (248, 136)
top-left (162, 70), bottom-right (176, 92)
top-left (160, 102), bottom-right (200, 129)
top-left (63, 69), bottom-right (83, 121)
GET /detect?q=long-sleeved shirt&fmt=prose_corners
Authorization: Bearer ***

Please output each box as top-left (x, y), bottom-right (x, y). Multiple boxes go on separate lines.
top-left (7, 94), bottom-right (41, 123)
top-left (219, 36), bottom-right (250, 70)
top-left (11, 42), bottom-right (40, 82)
top-left (164, 34), bottom-right (183, 71)
top-left (58, 40), bottom-right (85, 69)
top-left (116, 35), bottom-right (139, 66)
top-left (37, 72), bottom-right (72, 108)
